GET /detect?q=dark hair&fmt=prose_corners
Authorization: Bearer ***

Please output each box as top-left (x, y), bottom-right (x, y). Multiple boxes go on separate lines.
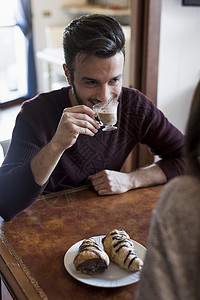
top-left (185, 80), bottom-right (200, 178)
top-left (63, 14), bottom-right (125, 81)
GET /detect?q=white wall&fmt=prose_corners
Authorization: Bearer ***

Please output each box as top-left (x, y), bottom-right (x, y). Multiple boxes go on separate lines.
top-left (32, 0), bottom-right (87, 92)
top-left (157, 0), bottom-right (200, 134)
top-left (32, 0), bottom-right (87, 50)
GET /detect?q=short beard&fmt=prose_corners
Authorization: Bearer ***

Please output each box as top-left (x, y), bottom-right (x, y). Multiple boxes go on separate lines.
top-left (71, 83), bottom-right (100, 106)
top-left (71, 83), bottom-right (84, 105)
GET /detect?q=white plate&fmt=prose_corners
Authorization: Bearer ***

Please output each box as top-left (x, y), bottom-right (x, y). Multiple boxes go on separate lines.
top-left (64, 235), bottom-right (146, 288)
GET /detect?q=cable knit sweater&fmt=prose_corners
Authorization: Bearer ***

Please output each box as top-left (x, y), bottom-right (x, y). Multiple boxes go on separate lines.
top-left (0, 87), bottom-right (185, 220)
top-left (135, 175), bottom-right (200, 300)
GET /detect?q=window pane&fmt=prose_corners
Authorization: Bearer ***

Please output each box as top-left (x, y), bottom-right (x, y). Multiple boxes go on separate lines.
top-left (0, 0), bottom-right (16, 26)
top-left (0, 0), bottom-right (27, 103)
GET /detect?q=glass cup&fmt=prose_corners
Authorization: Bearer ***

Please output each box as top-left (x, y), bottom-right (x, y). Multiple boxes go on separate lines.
top-left (93, 101), bottom-right (119, 131)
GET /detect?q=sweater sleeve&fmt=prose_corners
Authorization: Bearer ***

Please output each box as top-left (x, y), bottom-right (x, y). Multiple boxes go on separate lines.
top-left (0, 162), bottom-right (46, 221)
top-left (0, 102), bottom-right (48, 221)
top-left (135, 91), bottom-right (185, 179)
top-left (0, 88), bottom-right (71, 221)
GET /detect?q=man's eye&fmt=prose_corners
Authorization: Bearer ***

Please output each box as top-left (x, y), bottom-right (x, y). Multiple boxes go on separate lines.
top-left (110, 78), bottom-right (120, 84)
top-left (86, 80), bottom-right (97, 85)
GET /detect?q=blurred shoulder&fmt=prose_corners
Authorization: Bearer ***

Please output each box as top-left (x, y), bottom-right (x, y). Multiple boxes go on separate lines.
top-left (157, 175), bottom-right (200, 218)
top-left (162, 175), bottom-right (200, 195)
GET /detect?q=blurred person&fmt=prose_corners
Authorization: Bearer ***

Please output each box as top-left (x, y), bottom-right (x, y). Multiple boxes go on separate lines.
top-left (135, 80), bottom-right (200, 300)
top-left (0, 14), bottom-right (185, 220)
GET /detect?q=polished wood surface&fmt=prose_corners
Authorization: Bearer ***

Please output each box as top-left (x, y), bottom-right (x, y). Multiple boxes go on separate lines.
top-left (0, 185), bottom-right (163, 300)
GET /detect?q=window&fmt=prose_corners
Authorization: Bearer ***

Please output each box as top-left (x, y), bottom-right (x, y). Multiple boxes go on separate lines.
top-left (0, 0), bottom-right (27, 103)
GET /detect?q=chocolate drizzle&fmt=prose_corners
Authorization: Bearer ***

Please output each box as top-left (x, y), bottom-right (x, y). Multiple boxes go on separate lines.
top-left (73, 238), bottom-right (109, 274)
top-left (128, 256), bottom-right (137, 269)
top-left (124, 249), bottom-right (137, 265)
top-left (104, 229), bottom-right (141, 270)
top-left (74, 239), bottom-right (102, 262)
top-left (78, 248), bottom-right (102, 259)
top-left (110, 230), bottom-right (134, 257)
top-left (78, 240), bottom-right (102, 252)
top-left (115, 244), bottom-right (129, 253)
top-left (113, 238), bottom-right (133, 246)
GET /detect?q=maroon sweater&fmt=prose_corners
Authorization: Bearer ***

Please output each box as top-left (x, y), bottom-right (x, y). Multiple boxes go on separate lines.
top-left (0, 87), bottom-right (185, 220)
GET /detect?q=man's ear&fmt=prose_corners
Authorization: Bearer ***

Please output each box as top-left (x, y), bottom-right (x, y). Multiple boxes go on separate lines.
top-left (63, 64), bottom-right (72, 85)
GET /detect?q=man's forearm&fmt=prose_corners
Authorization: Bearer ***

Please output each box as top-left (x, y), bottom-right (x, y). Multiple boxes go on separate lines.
top-left (30, 140), bottom-right (65, 186)
top-left (89, 164), bottom-right (167, 196)
top-left (129, 164), bottom-right (167, 189)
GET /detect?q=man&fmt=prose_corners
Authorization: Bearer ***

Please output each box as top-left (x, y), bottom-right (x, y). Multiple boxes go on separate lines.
top-left (0, 14), bottom-right (184, 221)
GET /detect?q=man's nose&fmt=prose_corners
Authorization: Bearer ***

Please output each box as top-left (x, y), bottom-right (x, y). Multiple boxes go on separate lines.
top-left (97, 85), bottom-right (112, 103)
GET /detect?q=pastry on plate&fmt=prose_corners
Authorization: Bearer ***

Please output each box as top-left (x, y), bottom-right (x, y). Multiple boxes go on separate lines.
top-left (73, 238), bottom-right (110, 274)
top-left (102, 229), bottom-right (143, 272)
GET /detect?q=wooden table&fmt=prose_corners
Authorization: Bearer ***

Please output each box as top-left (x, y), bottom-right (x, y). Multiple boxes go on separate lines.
top-left (0, 185), bottom-right (163, 300)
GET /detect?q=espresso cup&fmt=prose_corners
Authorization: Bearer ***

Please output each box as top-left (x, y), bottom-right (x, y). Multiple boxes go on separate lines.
top-left (93, 101), bottom-right (119, 131)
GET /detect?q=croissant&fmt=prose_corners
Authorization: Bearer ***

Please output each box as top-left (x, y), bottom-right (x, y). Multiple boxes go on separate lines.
top-left (102, 229), bottom-right (143, 272)
top-left (73, 238), bottom-right (110, 274)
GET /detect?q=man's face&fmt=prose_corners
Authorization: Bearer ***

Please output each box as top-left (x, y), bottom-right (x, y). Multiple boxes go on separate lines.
top-left (69, 52), bottom-right (124, 108)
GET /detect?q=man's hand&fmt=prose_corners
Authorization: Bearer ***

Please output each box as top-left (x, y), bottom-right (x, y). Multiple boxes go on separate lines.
top-left (89, 165), bottom-right (167, 195)
top-left (31, 105), bottom-right (100, 186)
top-left (89, 170), bottom-right (134, 195)
top-left (51, 105), bottom-right (100, 152)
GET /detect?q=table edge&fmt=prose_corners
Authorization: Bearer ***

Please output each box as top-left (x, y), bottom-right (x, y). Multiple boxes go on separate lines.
top-left (0, 230), bottom-right (48, 300)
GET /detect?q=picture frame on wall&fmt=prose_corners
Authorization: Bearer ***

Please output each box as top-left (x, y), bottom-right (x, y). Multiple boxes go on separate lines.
top-left (182, 0), bottom-right (200, 5)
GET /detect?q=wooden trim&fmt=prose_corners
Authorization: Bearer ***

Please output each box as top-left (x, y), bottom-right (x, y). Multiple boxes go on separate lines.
top-left (123, 0), bottom-right (161, 171)
top-left (130, 0), bottom-right (161, 100)
top-left (0, 97), bottom-right (25, 109)
top-left (129, 0), bottom-right (144, 89)
top-left (121, 0), bottom-right (144, 172)
top-left (138, 0), bottom-right (161, 167)
top-left (141, 0), bottom-right (161, 104)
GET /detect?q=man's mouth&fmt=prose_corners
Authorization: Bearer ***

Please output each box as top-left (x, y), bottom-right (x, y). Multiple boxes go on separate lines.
top-left (88, 99), bottom-right (101, 105)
